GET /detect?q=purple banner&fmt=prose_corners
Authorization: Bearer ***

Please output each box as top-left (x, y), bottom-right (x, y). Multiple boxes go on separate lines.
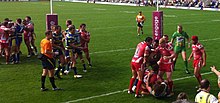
top-left (46, 14), bottom-right (58, 30)
top-left (152, 11), bottom-right (163, 40)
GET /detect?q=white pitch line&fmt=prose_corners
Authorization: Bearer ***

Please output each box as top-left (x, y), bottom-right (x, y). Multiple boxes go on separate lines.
top-left (90, 38), bottom-right (220, 55)
top-left (64, 71), bottom-right (214, 103)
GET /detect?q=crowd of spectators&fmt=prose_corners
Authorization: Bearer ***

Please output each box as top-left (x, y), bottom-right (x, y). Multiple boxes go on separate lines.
top-left (95, 0), bottom-right (219, 8)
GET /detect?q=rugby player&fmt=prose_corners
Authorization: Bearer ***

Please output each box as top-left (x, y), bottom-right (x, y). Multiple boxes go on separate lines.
top-left (65, 25), bottom-right (83, 78)
top-left (79, 23), bottom-right (92, 68)
top-left (23, 19), bottom-right (33, 58)
top-left (0, 22), bottom-right (11, 64)
top-left (52, 25), bottom-right (65, 79)
top-left (157, 38), bottom-right (175, 96)
top-left (25, 16), bottom-right (38, 56)
top-left (136, 11), bottom-right (146, 36)
top-left (188, 36), bottom-right (206, 85)
top-left (128, 37), bottom-right (152, 98)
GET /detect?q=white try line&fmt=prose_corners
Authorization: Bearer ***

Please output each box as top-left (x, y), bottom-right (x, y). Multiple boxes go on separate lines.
top-left (64, 71), bottom-right (214, 103)
top-left (90, 38), bottom-right (220, 55)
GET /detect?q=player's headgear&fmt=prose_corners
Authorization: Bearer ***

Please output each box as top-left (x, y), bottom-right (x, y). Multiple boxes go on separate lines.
top-left (192, 36), bottom-right (198, 41)
top-left (159, 38), bottom-right (166, 44)
top-left (200, 79), bottom-right (210, 89)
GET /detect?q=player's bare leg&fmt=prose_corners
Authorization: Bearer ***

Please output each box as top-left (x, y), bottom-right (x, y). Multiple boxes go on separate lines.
top-left (5, 47), bottom-right (10, 64)
top-left (173, 53), bottom-right (179, 71)
top-left (135, 68), bottom-right (144, 98)
top-left (137, 27), bottom-right (141, 36)
top-left (31, 39), bottom-right (38, 55)
top-left (25, 40), bottom-right (32, 57)
top-left (158, 71), bottom-right (165, 80)
top-left (78, 54), bottom-right (87, 72)
top-left (166, 72), bottom-right (174, 97)
top-left (85, 51), bottom-right (92, 67)
top-left (194, 66), bottom-right (202, 86)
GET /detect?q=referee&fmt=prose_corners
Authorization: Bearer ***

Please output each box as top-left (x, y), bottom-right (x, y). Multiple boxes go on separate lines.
top-left (40, 30), bottom-right (61, 91)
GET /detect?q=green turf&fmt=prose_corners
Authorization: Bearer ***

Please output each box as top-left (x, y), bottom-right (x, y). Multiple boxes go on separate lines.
top-left (0, 1), bottom-right (220, 103)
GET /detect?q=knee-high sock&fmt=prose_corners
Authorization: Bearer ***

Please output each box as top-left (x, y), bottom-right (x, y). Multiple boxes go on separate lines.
top-left (128, 78), bottom-right (135, 91)
top-left (41, 76), bottom-right (46, 88)
top-left (83, 64), bottom-right (86, 70)
top-left (168, 81), bottom-right (173, 93)
top-left (72, 67), bottom-right (77, 75)
top-left (49, 77), bottom-right (57, 88)
top-left (184, 60), bottom-right (188, 70)
top-left (196, 74), bottom-right (202, 85)
top-left (136, 80), bottom-right (142, 95)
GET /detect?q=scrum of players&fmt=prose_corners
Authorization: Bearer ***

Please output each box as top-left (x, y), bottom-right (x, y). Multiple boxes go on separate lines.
top-left (0, 18), bottom-right (92, 78)
top-left (128, 34), bottom-right (206, 98)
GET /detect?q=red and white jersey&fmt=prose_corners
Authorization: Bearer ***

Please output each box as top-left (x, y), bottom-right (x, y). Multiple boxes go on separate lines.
top-left (0, 26), bottom-right (10, 43)
top-left (157, 44), bottom-right (174, 64)
top-left (132, 42), bottom-right (151, 64)
top-left (167, 42), bottom-right (173, 50)
top-left (143, 70), bottom-right (158, 86)
top-left (192, 43), bottom-right (204, 60)
top-left (27, 23), bottom-right (34, 32)
top-left (80, 30), bottom-right (90, 47)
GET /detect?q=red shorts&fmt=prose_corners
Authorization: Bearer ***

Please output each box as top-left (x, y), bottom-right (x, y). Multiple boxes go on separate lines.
top-left (0, 43), bottom-right (9, 49)
top-left (131, 61), bottom-right (142, 71)
top-left (193, 59), bottom-right (203, 69)
top-left (81, 43), bottom-right (89, 52)
top-left (24, 36), bottom-right (32, 42)
top-left (159, 63), bottom-right (173, 72)
top-left (83, 47), bottom-right (89, 52)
